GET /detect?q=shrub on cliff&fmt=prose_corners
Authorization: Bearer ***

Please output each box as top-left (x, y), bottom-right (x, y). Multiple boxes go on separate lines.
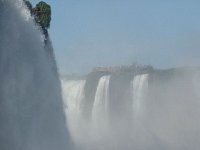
top-left (33, 1), bottom-right (51, 29)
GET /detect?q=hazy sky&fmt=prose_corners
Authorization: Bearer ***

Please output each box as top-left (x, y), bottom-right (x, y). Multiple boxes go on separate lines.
top-left (31, 0), bottom-right (200, 75)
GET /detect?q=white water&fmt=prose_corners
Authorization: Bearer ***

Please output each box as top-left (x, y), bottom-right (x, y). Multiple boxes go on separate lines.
top-left (62, 71), bottom-right (200, 150)
top-left (61, 79), bottom-right (87, 149)
top-left (92, 75), bottom-right (111, 122)
top-left (0, 0), bottom-right (70, 149)
top-left (90, 75), bottom-right (111, 148)
top-left (61, 76), bottom-right (113, 150)
top-left (130, 74), bottom-right (152, 149)
top-left (6, 0), bottom-right (200, 150)
top-left (61, 80), bottom-right (86, 115)
top-left (131, 74), bottom-right (149, 118)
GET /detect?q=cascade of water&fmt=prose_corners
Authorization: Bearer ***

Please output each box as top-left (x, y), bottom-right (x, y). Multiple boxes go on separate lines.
top-left (62, 70), bottom-right (200, 150)
top-left (61, 79), bottom-right (86, 148)
top-left (61, 80), bottom-right (86, 115)
top-left (0, 1), bottom-right (70, 149)
top-left (92, 75), bottom-right (111, 121)
top-left (131, 74), bottom-right (149, 118)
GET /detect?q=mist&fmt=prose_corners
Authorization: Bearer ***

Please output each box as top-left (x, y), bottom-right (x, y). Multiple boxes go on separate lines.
top-left (0, 0), bottom-right (71, 149)
top-left (1, 0), bottom-right (200, 150)
top-left (61, 67), bottom-right (200, 150)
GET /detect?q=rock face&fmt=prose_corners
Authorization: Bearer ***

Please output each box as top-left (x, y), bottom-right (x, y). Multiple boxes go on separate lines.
top-left (0, 0), bottom-right (71, 150)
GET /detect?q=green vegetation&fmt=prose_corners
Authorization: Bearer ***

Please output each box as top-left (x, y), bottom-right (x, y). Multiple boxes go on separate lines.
top-left (33, 1), bottom-right (51, 29)
top-left (23, 0), bottom-right (51, 41)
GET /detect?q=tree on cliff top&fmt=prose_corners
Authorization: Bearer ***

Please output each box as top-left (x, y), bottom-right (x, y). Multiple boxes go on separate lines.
top-left (23, 0), bottom-right (51, 42)
top-left (23, 0), bottom-right (51, 30)
top-left (33, 1), bottom-right (51, 29)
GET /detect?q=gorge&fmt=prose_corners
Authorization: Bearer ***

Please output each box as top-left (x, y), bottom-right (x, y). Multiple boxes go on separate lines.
top-left (62, 66), bottom-right (200, 150)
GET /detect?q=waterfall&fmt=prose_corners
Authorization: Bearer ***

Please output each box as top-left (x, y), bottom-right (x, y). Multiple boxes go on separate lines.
top-left (92, 76), bottom-right (111, 122)
top-left (131, 74), bottom-right (149, 118)
top-left (61, 79), bottom-right (86, 148)
top-left (62, 71), bottom-right (200, 150)
top-left (0, 1), bottom-right (70, 150)
top-left (61, 79), bottom-right (86, 116)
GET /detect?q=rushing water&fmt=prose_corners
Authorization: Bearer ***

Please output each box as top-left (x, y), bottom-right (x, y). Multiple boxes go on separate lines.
top-left (131, 74), bottom-right (149, 118)
top-left (61, 79), bottom-right (87, 149)
top-left (3, 1), bottom-right (199, 150)
top-left (62, 80), bottom-right (86, 115)
top-left (62, 70), bottom-right (200, 150)
top-left (0, 0), bottom-right (71, 149)
top-left (92, 75), bottom-right (111, 123)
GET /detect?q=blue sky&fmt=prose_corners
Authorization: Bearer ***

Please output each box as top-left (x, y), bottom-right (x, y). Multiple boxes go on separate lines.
top-left (31, 0), bottom-right (200, 75)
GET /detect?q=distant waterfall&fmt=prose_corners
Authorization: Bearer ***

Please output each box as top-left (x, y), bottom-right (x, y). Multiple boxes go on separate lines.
top-left (62, 70), bottom-right (200, 150)
top-left (61, 80), bottom-right (86, 115)
top-left (131, 74), bottom-right (149, 117)
top-left (92, 76), bottom-right (111, 121)
top-left (61, 79), bottom-right (86, 148)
